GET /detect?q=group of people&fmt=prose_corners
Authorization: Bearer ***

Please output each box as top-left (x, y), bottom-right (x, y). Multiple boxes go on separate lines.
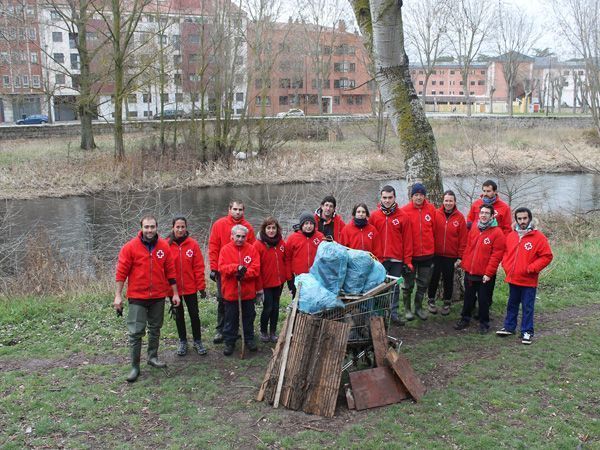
top-left (113, 179), bottom-right (553, 383)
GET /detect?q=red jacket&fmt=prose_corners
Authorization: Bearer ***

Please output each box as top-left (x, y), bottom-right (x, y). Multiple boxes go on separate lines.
top-left (370, 204), bottom-right (413, 265)
top-left (401, 199), bottom-right (437, 259)
top-left (467, 196), bottom-right (512, 235)
top-left (339, 221), bottom-right (380, 254)
top-left (502, 228), bottom-right (553, 287)
top-left (116, 232), bottom-right (176, 299)
top-left (285, 230), bottom-right (325, 276)
top-left (254, 238), bottom-right (291, 290)
top-left (314, 212), bottom-right (345, 241)
top-left (208, 215), bottom-right (256, 271)
top-left (433, 207), bottom-right (468, 259)
top-left (218, 241), bottom-right (260, 301)
top-left (461, 224), bottom-right (506, 277)
top-left (168, 236), bottom-right (206, 296)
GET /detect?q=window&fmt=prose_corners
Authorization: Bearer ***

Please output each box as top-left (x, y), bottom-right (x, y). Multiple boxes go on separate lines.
top-left (30, 52), bottom-right (38, 64)
top-left (52, 31), bottom-right (63, 42)
top-left (127, 111), bottom-right (138, 118)
top-left (127, 94), bottom-right (137, 103)
top-left (346, 96), bottom-right (354, 105)
top-left (173, 73), bottom-right (181, 86)
top-left (255, 96), bottom-right (271, 106)
top-left (290, 94), bottom-right (300, 105)
top-left (143, 93), bottom-right (152, 103)
top-left (480, 70), bottom-right (486, 75)
top-left (175, 93), bottom-right (183, 103)
top-left (431, 80), bottom-right (436, 85)
top-left (418, 80), bottom-right (423, 85)
top-left (431, 90), bottom-right (436, 95)
top-left (70, 53), bottom-right (79, 70)
top-left (334, 62), bottom-right (356, 72)
top-left (174, 55), bottom-right (182, 65)
top-left (189, 34), bottom-right (200, 44)
top-left (333, 96), bottom-right (340, 105)
top-left (355, 95), bottom-right (363, 105)
top-left (32, 75), bottom-right (40, 88)
top-left (172, 34), bottom-right (180, 50)
top-left (158, 34), bottom-right (167, 45)
top-left (0, 52), bottom-right (7, 63)
top-left (459, 91), bottom-right (464, 95)
top-left (2, 75), bottom-right (9, 87)
top-left (190, 93), bottom-right (199, 102)
top-left (431, 70), bottom-right (436, 75)
top-left (439, 91), bottom-right (444, 95)
top-left (161, 93), bottom-right (169, 102)
top-left (235, 92), bottom-right (244, 102)
top-left (279, 95), bottom-right (288, 105)
top-left (27, 28), bottom-right (36, 40)
top-left (439, 81), bottom-right (444, 85)
top-left (54, 53), bottom-right (64, 64)
top-left (279, 78), bottom-right (291, 88)
top-left (143, 111), bottom-right (152, 117)
top-left (307, 94), bottom-right (318, 105)
top-left (323, 46), bottom-right (332, 55)
top-left (189, 74), bottom-right (199, 82)
top-left (578, 70), bottom-right (584, 75)
top-left (477, 80), bottom-right (485, 85)
top-left (50, 10), bottom-right (61, 20)
top-left (86, 32), bottom-right (97, 41)
top-left (69, 33), bottom-right (77, 49)
top-left (418, 91), bottom-right (423, 95)
top-left (335, 44), bottom-right (355, 55)
top-left (255, 79), bottom-right (271, 89)
top-left (470, 81), bottom-right (475, 85)
top-left (418, 70), bottom-right (424, 75)
top-left (450, 70), bottom-right (455, 75)
top-left (459, 81), bottom-right (463, 85)
top-left (55, 73), bottom-right (65, 84)
top-left (291, 78), bottom-right (303, 89)
top-left (470, 91), bottom-right (474, 95)
top-left (14, 76), bottom-right (20, 87)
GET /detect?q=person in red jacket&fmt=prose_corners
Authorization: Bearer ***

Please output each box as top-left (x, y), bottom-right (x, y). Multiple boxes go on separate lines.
top-left (455, 204), bottom-right (506, 334)
top-left (427, 190), bottom-right (467, 316)
top-left (168, 216), bottom-right (207, 357)
top-left (285, 212), bottom-right (325, 297)
top-left (339, 203), bottom-right (380, 254)
top-left (218, 224), bottom-right (261, 356)
top-left (496, 208), bottom-right (553, 344)
top-left (370, 185), bottom-right (413, 325)
top-left (208, 200), bottom-right (256, 345)
top-left (254, 217), bottom-right (290, 343)
top-left (314, 195), bottom-right (345, 241)
top-left (401, 183), bottom-right (437, 321)
top-left (466, 180), bottom-right (512, 235)
top-left (114, 215), bottom-right (181, 383)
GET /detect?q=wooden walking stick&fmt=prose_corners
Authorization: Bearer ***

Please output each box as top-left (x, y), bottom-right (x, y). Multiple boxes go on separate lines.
top-left (237, 279), bottom-right (246, 360)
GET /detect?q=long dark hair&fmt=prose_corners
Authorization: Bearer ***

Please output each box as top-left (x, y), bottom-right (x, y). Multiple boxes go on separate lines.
top-left (352, 203), bottom-right (370, 217)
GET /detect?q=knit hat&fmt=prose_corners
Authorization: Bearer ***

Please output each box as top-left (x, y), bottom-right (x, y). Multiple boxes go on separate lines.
top-left (411, 183), bottom-right (427, 196)
top-left (298, 211), bottom-right (316, 226)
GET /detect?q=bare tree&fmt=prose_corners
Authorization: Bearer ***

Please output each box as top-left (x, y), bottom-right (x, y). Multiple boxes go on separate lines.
top-left (553, 0), bottom-right (600, 134)
top-left (494, 3), bottom-right (537, 116)
top-left (404, 0), bottom-right (450, 107)
top-left (349, 0), bottom-right (443, 201)
top-left (446, 0), bottom-right (493, 117)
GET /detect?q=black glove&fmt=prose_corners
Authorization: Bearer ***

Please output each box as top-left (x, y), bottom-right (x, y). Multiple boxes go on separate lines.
top-left (115, 308), bottom-right (123, 317)
top-left (287, 278), bottom-right (297, 299)
top-left (236, 265), bottom-right (247, 280)
top-left (401, 263), bottom-right (412, 277)
top-left (168, 300), bottom-right (177, 320)
top-left (199, 290), bottom-right (207, 299)
top-left (209, 270), bottom-right (218, 282)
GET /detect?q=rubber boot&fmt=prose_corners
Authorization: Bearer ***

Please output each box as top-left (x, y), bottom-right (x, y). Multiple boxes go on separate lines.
top-left (127, 341), bottom-right (142, 383)
top-left (415, 295), bottom-right (427, 321)
top-left (147, 336), bottom-right (167, 369)
top-left (403, 292), bottom-right (414, 321)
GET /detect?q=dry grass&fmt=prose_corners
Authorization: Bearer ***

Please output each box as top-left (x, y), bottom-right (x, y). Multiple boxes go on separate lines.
top-left (0, 120), bottom-right (598, 200)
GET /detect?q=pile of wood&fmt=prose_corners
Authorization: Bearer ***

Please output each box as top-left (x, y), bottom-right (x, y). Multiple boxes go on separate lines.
top-left (345, 316), bottom-right (426, 410)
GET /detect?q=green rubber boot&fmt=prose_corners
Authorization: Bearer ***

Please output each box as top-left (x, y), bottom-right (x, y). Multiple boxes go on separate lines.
top-left (403, 292), bottom-right (414, 321)
top-left (127, 341), bottom-right (141, 383)
top-left (415, 294), bottom-right (427, 321)
top-left (147, 336), bottom-right (167, 369)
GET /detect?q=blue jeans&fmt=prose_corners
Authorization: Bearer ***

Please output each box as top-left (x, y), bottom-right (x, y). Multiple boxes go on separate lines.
top-left (503, 284), bottom-right (537, 335)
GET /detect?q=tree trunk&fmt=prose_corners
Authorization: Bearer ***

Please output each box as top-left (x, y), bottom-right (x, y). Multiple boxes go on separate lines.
top-left (354, 0), bottom-right (443, 202)
top-left (76, 1), bottom-right (96, 150)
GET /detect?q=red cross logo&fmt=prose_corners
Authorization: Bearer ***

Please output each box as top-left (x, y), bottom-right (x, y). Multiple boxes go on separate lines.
top-left (156, 250), bottom-right (165, 258)
top-left (243, 255), bottom-right (252, 264)
top-left (186, 249), bottom-right (194, 257)
top-left (280, 245), bottom-right (284, 252)
top-left (367, 232), bottom-right (373, 239)
top-left (483, 238), bottom-right (491, 245)
top-left (524, 242), bottom-right (533, 251)
top-left (425, 214), bottom-right (431, 222)
top-left (453, 221), bottom-right (459, 227)
top-left (313, 238), bottom-right (320, 245)
top-left (392, 218), bottom-right (399, 226)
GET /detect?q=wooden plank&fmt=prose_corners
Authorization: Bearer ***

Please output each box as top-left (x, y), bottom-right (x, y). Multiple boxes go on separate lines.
top-left (369, 316), bottom-right (388, 367)
top-left (349, 366), bottom-right (409, 410)
top-left (344, 384), bottom-right (355, 410)
top-left (256, 317), bottom-right (289, 401)
top-left (273, 294), bottom-right (299, 408)
top-left (386, 348), bottom-right (427, 402)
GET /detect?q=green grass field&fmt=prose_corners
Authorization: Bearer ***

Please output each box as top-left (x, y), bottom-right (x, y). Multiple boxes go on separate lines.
top-left (1, 239), bottom-right (599, 448)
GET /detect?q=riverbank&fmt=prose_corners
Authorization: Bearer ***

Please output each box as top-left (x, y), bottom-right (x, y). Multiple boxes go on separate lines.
top-left (0, 119), bottom-right (598, 200)
top-left (1, 235), bottom-right (598, 448)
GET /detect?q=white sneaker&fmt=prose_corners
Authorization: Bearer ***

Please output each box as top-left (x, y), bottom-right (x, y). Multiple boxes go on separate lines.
top-left (522, 332), bottom-right (533, 345)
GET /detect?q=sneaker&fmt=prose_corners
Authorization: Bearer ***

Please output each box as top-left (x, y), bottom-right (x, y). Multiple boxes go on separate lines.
top-left (391, 313), bottom-right (405, 326)
top-left (440, 304), bottom-right (451, 316)
top-left (193, 340), bottom-right (207, 356)
top-left (415, 308), bottom-right (428, 321)
top-left (260, 332), bottom-right (270, 343)
top-left (176, 340), bottom-right (187, 356)
top-left (496, 327), bottom-right (515, 337)
top-left (270, 333), bottom-right (279, 343)
top-left (213, 332), bottom-right (224, 344)
top-left (427, 299), bottom-right (438, 314)
top-left (522, 332), bottom-right (533, 345)
top-left (223, 343), bottom-right (234, 356)
top-left (454, 318), bottom-right (470, 330)
top-left (479, 323), bottom-right (490, 334)
top-left (246, 340), bottom-right (258, 352)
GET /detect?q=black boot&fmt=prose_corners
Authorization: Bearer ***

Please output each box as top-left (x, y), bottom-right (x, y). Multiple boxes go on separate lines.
top-left (127, 341), bottom-right (141, 383)
top-left (147, 336), bottom-right (167, 369)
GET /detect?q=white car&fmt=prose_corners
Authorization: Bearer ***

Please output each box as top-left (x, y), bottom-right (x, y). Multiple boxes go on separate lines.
top-left (276, 108), bottom-right (305, 118)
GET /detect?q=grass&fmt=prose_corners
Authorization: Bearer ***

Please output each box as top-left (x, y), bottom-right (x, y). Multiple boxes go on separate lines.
top-left (1, 237), bottom-right (598, 448)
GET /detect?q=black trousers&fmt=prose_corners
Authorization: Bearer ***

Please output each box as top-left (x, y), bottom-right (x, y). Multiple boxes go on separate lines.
top-left (428, 255), bottom-right (457, 302)
top-left (461, 274), bottom-right (495, 326)
top-left (260, 284), bottom-right (283, 334)
top-left (223, 299), bottom-right (256, 345)
top-left (174, 293), bottom-right (202, 342)
top-left (215, 272), bottom-right (225, 332)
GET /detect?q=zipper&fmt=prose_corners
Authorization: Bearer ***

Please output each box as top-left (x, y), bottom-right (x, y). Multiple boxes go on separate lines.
top-left (179, 245), bottom-right (184, 293)
top-left (149, 250), bottom-right (153, 296)
top-left (274, 246), bottom-right (282, 283)
top-left (418, 208), bottom-right (423, 255)
top-left (384, 216), bottom-right (389, 256)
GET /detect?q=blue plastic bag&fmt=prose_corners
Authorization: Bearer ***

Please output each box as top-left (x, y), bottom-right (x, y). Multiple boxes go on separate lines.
top-left (363, 260), bottom-right (387, 292)
top-left (309, 241), bottom-right (348, 294)
top-left (342, 249), bottom-right (374, 295)
top-left (295, 273), bottom-right (345, 314)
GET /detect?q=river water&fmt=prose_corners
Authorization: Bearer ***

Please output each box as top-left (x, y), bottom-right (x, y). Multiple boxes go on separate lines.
top-left (2, 173), bottom-right (599, 273)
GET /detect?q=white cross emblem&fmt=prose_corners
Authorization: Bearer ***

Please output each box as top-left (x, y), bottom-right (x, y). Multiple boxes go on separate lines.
top-left (367, 231), bottom-right (373, 239)
top-left (483, 238), bottom-right (491, 245)
top-left (156, 250), bottom-right (165, 258)
top-left (186, 249), bottom-right (194, 257)
top-left (392, 218), bottom-right (399, 225)
top-left (280, 245), bottom-right (285, 252)
top-left (243, 255), bottom-right (252, 264)
top-left (524, 242), bottom-right (533, 251)
top-left (313, 238), bottom-right (320, 245)
top-left (453, 220), bottom-right (459, 227)
top-left (425, 214), bottom-right (431, 222)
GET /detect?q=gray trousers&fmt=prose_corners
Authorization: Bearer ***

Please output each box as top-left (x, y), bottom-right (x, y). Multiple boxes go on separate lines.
top-left (402, 261), bottom-right (434, 310)
top-left (127, 299), bottom-right (165, 359)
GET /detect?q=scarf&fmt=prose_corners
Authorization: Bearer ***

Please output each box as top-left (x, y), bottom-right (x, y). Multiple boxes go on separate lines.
top-left (260, 232), bottom-right (282, 247)
top-left (444, 207), bottom-right (455, 218)
top-left (379, 202), bottom-right (398, 216)
top-left (353, 218), bottom-right (368, 228)
top-left (302, 229), bottom-right (315, 237)
top-left (482, 195), bottom-right (497, 205)
top-left (478, 217), bottom-right (497, 232)
top-left (515, 222), bottom-right (534, 240)
top-left (168, 231), bottom-right (189, 245)
top-left (140, 233), bottom-right (158, 251)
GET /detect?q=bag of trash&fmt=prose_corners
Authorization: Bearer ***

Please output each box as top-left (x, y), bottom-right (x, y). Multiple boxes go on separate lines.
top-left (363, 259), bottom-right (387, 292)
top-left (309, 241), bottom-right (348, 294)
top-left (296, 273), bottom-right (345, 314)
top-left (342, 249), bottom-right (374, 295)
